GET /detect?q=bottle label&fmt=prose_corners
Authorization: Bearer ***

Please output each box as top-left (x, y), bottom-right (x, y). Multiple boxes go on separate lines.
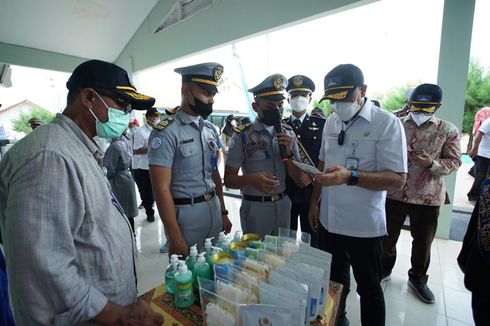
top-left (176, 282), bottom-right (193, 299)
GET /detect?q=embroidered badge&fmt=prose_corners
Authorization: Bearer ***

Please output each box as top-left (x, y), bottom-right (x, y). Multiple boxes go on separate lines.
top-left (214, 65), bottom-right (224, 82)
top-left (151, 137), bottom-right (162, 149)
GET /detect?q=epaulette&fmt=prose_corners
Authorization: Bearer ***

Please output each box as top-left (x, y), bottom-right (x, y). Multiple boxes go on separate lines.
top-left (153, 117), bottom-right (174, 131)
top-left (281, 121), bottom-right (293, 130)
top-left (233, 123), bottom-right (252, 134)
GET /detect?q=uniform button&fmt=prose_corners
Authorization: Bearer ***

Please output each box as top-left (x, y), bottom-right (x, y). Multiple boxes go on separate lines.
top-left (314, 136), bottom-right (317, 139)
top-left (297, 135), bottom-right (301, 139)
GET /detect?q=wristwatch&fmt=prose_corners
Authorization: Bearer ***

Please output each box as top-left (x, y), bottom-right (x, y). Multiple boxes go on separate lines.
top-left (347, 169), bottom-right (359, 186)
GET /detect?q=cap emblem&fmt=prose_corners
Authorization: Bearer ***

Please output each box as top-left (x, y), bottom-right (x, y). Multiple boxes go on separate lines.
top-left (214, 65), bottom-right (224, 82)
top-left (273, 76), bottom-right (284, 90)
top-left (293, 76), bottom-right (303, 87)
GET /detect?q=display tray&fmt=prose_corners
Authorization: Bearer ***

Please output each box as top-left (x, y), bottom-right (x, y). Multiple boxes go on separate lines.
top-left (138, 280), bottom-right (343, 326)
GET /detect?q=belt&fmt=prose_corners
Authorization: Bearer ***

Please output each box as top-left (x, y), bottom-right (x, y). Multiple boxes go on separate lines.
top-left (173, 191), bottom-right (215, 205)
top-left (243, 192), bottom-right (286, 203)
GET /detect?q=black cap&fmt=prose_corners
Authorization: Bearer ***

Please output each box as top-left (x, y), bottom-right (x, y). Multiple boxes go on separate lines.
top-left (409, 83), bottom-right (442, 108)
top-left (248, 74), bottom-right (288, 101)
top-left (321, 64), bottom-right (364, 102)
top-left (145, 107), bottom-right (161, 117)
top-left (174, 62), bottom-right (224, 94)
top-left (286, 75), bottom-right (315, 94)
top-left (66, 59), bottom-right (155, 110)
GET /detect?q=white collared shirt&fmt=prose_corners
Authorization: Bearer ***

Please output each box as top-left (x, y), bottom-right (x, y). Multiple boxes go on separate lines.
top-left (318, 99), bottom-right (408, 237)
top-left (132, 122), bottom-right (152, 170)
top-left (290, 112), bottom-right (307, 124)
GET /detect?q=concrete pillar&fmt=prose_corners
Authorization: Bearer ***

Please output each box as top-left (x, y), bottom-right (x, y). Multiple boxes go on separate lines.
top-left (436, 0), bottom-right (476, 239)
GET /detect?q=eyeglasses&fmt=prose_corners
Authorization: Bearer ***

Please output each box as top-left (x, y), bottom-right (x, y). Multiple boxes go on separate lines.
top-left (96, 90), bottom-right (132, 114)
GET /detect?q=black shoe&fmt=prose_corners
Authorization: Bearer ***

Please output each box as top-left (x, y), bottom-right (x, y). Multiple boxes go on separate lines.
top-left (138, 202), bottom-right (144, 209)
top-left (146, 215), bottom-right (155, 222)
top-left (408, 279), bottom-right (435, 303)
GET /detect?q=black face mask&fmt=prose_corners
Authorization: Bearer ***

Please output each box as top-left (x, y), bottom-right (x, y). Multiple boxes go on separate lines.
top-left (261, 108), bottom-right (281, 126)
top-left (188, 92), bottom-right (213, 117)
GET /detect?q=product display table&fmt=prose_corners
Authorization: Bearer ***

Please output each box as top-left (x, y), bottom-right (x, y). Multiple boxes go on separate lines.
top-left (138, 280), bottom-right (343, 326)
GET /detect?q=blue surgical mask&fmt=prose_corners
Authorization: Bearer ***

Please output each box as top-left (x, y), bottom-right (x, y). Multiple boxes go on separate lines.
top-left (89, 92), bottom-right (130, 139)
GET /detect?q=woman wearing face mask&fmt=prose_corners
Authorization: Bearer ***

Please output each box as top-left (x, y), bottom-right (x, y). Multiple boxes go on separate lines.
top-left (284, 75), bottom-right (325, 248)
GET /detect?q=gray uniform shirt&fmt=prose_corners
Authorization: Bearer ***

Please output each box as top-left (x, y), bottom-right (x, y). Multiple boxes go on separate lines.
top-left (226, 120), bottom-right (300, 196)
top-left (148, 110), bottom-right (220, 198)
top-left (0, 114), bottom-right (136, 325)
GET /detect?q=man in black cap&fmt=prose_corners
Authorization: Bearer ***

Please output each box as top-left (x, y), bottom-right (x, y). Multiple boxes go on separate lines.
top-left (224, 74), bottom-right (306, 238)
top-left (308, 64), bottom-right (407, 326)
top-left (28, 117), bottom-right (43, 130)
top-left (383, 83), bottom-right (461, 304)
top-left (133, 107), bottom-right (161, 224)
top-left (0, 59), bottom-right (162, 324)
top-left (148, 62), bottom-right (231, 256)
top-left (284, 75), bottom-right (325, 247)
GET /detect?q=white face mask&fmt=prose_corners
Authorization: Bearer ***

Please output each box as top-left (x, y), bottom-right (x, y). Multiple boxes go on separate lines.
top-left (332, 101), bottom-right (360, 122)
top-left (290, 96), bottom-right (309, 112)
top-left (410, 112), bottom-right (432, 126)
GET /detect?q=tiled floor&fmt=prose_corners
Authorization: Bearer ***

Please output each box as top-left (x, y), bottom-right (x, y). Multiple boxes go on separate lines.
top-left (134, 196), bottom-right (475, 326)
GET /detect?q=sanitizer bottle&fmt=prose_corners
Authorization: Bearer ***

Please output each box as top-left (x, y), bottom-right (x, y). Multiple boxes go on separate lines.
top-left (193, 252), bottom-right (212, 289)
top-left (165, 254), bottom-right (181, 294)
top-left (233, 230), bottom-right (243, 243)
top-left (185, 244), bottom-right (198, 274)
top-left (216, 232), bottom-right (228, 252)
top-left (174, 261), bottom-right (194, 308)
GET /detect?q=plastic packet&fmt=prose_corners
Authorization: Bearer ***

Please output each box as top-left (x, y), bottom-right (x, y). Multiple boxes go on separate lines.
top-left (198, 277), bottom-right (239, 323)
top-left (215, 274), bottom-right (259, 304)
top-left (258, 250), bottom-right (286, 269)
top-left (216, 278), bottom-right (253, 304)
top-left (268, 270), bottom-right (309, 324)
top-left (259, 282), bottom-right (307, 326)
top-left (291, 252), bottom-right (331, 311)
top-left (275, 265), bottom-right (319, 321)
top-left (241, 257), bottom-right (270, 279)
top-left (241, 304), bottom-right (292, 326)
top-left (285, 259), bottom-right (325, 317)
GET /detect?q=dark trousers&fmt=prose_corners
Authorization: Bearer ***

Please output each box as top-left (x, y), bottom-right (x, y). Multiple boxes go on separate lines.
top-left (290, 203), bottom-right (319, 248)
top-left (132, 169), bottom-right (154, 217)
top-left (468, 156), bottom-right (490, 201)
top-left (472, 292), bottom-right (490, 326)
top-left (382, 198), bottom-right (439, 284)
top-left (319, 225), bottom-right (385, 326)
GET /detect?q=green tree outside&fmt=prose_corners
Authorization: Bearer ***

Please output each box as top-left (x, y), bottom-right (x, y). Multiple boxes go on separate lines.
top-left (11, 105), bottom-right (55, 133)
top-left (374, 83), bottom-right (418, 112)
top-left (463, 59), bottom-right (490, 134)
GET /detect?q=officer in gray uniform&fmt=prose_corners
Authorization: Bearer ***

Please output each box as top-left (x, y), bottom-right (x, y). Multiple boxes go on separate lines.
top-left (224, 74), bottom-right (306, 238)
top-left (148, 62), bottom-right (231, 257)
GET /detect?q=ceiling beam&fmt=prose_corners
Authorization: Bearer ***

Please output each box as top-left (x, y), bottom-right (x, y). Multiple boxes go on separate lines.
top-left (115, 0), bottom-right (377, 73)
top-left (0, 42), bottom-right (88, 73)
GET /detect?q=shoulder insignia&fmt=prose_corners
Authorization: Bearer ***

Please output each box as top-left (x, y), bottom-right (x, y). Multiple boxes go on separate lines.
top-left (233, 123), bottom-right (252, 134)
top-left (153, 117), bottom-right (174, 131)
top-left (281, 121), bottom-right (293, 130)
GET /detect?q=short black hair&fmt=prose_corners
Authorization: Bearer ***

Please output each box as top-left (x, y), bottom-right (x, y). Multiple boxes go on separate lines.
top-left (67, 87), bottom-right (81, 105)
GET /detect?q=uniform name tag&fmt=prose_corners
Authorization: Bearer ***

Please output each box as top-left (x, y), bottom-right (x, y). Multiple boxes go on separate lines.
top-left (181, 138), bottom-right (194, 144)
top-left (345, 157), bottom-right (359, 170)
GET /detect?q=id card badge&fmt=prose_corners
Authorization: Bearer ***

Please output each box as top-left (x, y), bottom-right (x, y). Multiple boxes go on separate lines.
top-left (345, 157), bottom-right (359, 170)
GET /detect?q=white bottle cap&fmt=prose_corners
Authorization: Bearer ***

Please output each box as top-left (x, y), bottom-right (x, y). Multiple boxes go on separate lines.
top-left (218, 231), bottom-right (226, 240)
top-left (197, 252), bottom-right (206, 263)
top-left (189, 244), bottom-right (198, 257)
top-left (178, 262), bottom-right (188, 274)
top-left (204, 237), bottom-right (214, 249)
